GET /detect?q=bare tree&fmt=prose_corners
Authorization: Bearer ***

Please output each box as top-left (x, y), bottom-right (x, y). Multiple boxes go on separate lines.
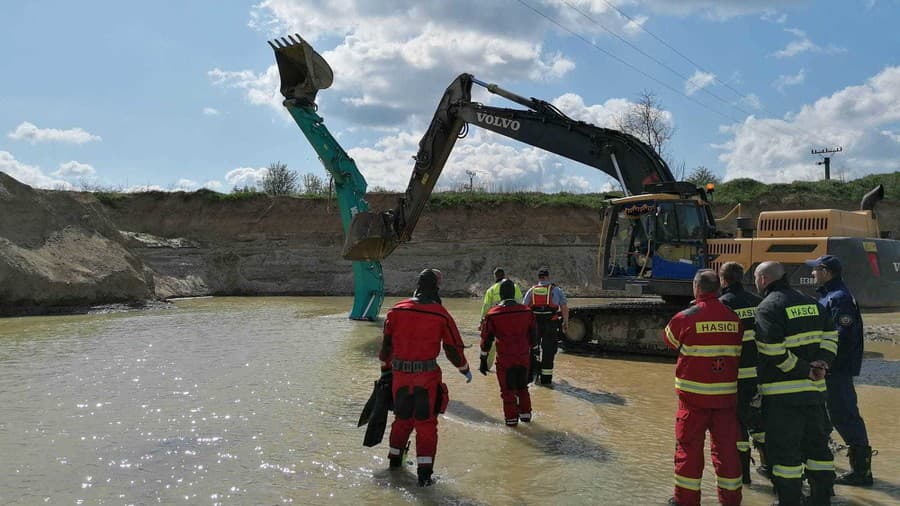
top-left (616, 90), bottom-right (675, 160)
top-left (301, 172), bottom-right (326, 195)
top-left (685, 166), bottom-right (721, 187)
top-left (261, 161), bottom-right (298, 195)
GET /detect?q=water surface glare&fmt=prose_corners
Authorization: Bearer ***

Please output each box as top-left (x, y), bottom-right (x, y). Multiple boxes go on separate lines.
top-left (1, 297), bottom-right (898, 505)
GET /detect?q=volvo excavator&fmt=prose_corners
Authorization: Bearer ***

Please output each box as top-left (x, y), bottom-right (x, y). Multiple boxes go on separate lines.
top-left (269, 34), bottom-right (900, 354)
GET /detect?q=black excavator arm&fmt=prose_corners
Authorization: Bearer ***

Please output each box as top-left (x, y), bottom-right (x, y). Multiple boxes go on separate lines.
top-left (343, 73), bottom-right (675, 261)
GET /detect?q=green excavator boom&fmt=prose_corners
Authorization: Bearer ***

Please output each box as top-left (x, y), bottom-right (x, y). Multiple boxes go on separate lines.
top-left (269, 34), bottom-right (384, 321)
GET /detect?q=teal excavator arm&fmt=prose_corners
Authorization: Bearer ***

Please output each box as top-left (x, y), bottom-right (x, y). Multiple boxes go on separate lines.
top-left (269, 34), bottom-right (383, 321)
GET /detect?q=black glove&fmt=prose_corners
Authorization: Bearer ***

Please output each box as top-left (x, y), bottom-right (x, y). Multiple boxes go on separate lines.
top-left (528, 346), bottom-right (541, 384)
top-left (479, 355), bottom-right (489, 375)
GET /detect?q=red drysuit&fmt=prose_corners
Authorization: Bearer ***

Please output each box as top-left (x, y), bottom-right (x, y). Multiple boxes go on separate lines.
top-left (481, 301), bottom-right (538, 425)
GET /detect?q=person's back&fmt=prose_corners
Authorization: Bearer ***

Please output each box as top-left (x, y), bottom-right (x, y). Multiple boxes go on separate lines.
top-left (481, 280), bottom-right (537, 425)
top-left (379, 269), bottom-right (471, 487)
top-left (663, 270), bottom-right (743, 506)
top-left (755, 278), bottom-right (837, 405)
top-left (753, 261), bottom-right (837, 505)
top-left (717, 261), bottom-right (764, 485)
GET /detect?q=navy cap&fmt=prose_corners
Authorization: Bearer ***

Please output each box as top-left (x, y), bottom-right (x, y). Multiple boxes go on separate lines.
top-left (805, 255), bottom-right (842, 273)
top-left (537, 267), bottom-right (550, 276)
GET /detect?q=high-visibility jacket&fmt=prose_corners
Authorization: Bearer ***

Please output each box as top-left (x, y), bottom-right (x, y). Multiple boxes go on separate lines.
top-left (528, 284), bottom-right (560, 318)
top-left (754, 278), bottom-right (837, 404)
top-left (481, 281), bottom-right (523, 317)
top-left (719, 283), bottom-right (763, 387)
top-left (379, 298), bottom-right (469, 375)
top-left (663, 292), bottom-right (743, 408)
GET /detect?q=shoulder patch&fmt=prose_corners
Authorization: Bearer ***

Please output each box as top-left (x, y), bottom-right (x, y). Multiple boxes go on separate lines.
top-left (838, 314), bottom-right (854, 327)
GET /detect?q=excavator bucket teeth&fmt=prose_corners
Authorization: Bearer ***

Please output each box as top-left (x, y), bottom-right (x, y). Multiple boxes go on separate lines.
top-left (342, 211), bottom-right (399, 261)
top-left (268, 33), bottom-right (333, 104)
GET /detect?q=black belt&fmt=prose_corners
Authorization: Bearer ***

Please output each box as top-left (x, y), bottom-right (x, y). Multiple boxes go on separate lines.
top-left (392, 358), bottom-right (438, 373)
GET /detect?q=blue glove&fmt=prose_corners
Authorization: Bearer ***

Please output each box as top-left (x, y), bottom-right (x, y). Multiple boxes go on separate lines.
top-left (463, 369), bottom-right (473, 383)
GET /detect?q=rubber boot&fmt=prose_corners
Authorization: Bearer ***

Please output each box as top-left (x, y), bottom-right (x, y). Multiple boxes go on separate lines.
top-left (835, 446), bottom-right (873, 486)
top-left (808, 478), bottom-right (833, 506)
top-left (740, 450), bottom-right (752, 484)
top-left (755, 443), bottom-right (772, 482)
top-left (417, 465), bottom-right (434, 487)
top-left (389, 441), bottom-right (409, 469)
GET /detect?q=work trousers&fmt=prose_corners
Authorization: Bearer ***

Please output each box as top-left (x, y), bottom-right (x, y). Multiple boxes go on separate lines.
top-left (495, 356), bottom-right (532, 425)
top-left (388, 370), bottom-right (443, 471)
top-left (674, 399), bottom-right (742, 506)
top-left (535, 316), bottom-right (559, 384)
top-left (826, 374), bottom-right (869, 447)
top-left (764, 401), bottom-right (835, 506)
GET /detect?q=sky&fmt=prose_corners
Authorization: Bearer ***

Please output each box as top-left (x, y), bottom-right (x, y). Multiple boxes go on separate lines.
top-left (1, 0), bottom-right (898, 194)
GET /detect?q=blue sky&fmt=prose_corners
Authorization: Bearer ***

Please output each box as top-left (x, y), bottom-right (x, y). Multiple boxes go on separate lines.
top-left (1, 0), bottom-right (898, 193)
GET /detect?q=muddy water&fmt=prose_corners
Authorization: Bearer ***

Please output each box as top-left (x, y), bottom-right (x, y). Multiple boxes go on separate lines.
top-left (0, 297), bottom-right (897, 505)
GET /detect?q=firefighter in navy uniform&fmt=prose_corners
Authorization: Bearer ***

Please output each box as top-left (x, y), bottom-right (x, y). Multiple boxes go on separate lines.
top-left (807, 254), bottom-right (874, 486)
top-left (379, 269), bottom-right (472, 486)
top-left (479, 280), bottom-right (539, 426)
top-left (753, 261), bottom-right (839, 506)
top-left (523, 267), bottom-right (568, 385)
top-left (717, 262), bottom-right (765, 484)
top-left (663, 270), bottom-right (743, 506)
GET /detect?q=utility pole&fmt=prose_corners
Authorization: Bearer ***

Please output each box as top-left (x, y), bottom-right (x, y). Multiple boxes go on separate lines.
top-left (465, 169), bottom-right (476, 191)
top-left (811, 146), bottom-right (842, 180)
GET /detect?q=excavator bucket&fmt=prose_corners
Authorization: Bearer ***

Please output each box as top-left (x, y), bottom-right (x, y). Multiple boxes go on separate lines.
top-left (342, 211), bottom-right (399, 261)
top-left (268, 34), bottom-right (333, 103)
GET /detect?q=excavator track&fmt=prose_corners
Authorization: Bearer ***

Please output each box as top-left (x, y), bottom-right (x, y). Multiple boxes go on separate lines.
top-left (562, 298), bottom-right (683, 357)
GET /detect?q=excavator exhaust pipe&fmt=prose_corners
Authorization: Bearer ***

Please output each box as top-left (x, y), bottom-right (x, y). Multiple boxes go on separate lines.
top-left (268, 34), bottom-right (333, 104)
top-left (343, 211), bottom-right (400, 261)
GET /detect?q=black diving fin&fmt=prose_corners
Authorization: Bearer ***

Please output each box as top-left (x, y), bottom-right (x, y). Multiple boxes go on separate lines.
top-left (362, 372), bottom-right (393, 447)
top-left (358, 381), bottom-right (378, 427)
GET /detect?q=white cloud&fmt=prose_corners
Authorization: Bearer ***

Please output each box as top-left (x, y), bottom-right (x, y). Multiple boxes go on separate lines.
top-left (349, 128), bottom-right (593, 193)
top-left (0, 151), bottom-right (73, 189)
top-left (771, 28), bottom-right (847, 59)
top-left (8, 122), bottom-right (101, 145)
top-left (622, 15), bottom-right (648, 35)
top-left (224, 167), bottom-right (269, 188)
top-left (202, 180), bottom-right (224, 190)
top-left (213, 1), bottom-right (600, 126)
top-left (742, 93), bottom-right (762, 110)
top-left (637, 0), bottom-right (804, 20)
top-left (203, 107), bottom-right (221, 116)
top-left (685, 70), bottom-right (716, 96)
top-left (760, 10), bottom-right (788, 24)
top-left (173, 179), bottom-right (199, 191)
top-left (53, 160), bottom-right (96, 178)
top-left (773, 68), bottom-right (806, 92)
top-left (125, 184), bottom-right (165, 193)
top-left (717, 66), bottom-right (900, 183)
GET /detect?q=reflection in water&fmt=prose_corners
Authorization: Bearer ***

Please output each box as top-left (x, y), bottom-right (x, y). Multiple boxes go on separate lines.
top-left (0, 298), bottom-right (897, 505)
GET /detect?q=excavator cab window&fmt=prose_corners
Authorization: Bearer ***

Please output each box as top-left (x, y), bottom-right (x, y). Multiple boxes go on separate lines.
top-left (650, 201), bottom-right (705, 279)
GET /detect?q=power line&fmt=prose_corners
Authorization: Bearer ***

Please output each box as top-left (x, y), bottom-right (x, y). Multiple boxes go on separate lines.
top-left (561, 0), bottom-right (756, 118)
top-left (514, 0), bottom-right (744, 125)
top-left (594, 0), bottom-right (816, 140)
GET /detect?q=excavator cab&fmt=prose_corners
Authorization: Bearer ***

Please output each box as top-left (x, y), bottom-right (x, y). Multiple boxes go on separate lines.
top-left (600, 184), bottom-right (715, 303)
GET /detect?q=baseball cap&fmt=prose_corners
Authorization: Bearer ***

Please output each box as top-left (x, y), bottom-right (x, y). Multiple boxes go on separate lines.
top-left (805, 255), bottom-right (842, 273)
top-left (537, 267), bottom-right (550, 276)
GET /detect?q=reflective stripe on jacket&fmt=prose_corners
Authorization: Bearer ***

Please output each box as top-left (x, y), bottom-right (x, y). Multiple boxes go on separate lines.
top-left (720, 283), bottom-right (762, 386)
top-left (754, 278), bottom-right (837, 404)
top-left (528, 284), bottom-right (559, 317)
top-left (663, 292), bottom-right (743, 408)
